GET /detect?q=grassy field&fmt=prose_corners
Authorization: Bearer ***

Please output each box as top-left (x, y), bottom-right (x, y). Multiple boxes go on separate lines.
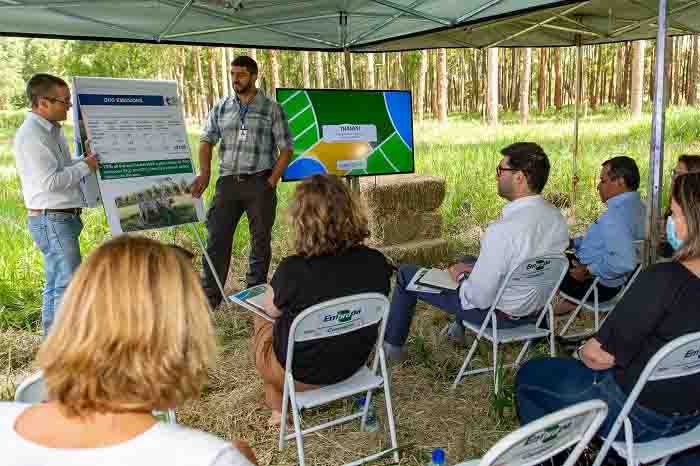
top-left (1, 105), bottom-right (699, 465)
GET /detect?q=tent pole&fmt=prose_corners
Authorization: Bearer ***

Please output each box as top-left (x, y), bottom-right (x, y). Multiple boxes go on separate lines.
top-left (339, 11), bottom-right (360, 193)
top-left (571, 34), bottom-right (582, 226)
top-left (646, 0), bottom-right (668, 266)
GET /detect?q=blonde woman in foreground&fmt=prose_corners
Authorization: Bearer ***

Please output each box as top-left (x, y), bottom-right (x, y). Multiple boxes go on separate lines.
top-left (0, 236), bottom-right (258, 466)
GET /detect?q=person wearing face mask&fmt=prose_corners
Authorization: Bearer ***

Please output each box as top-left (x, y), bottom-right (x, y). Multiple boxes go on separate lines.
top-left (659, 155), bottom-right (700, 258)
top-left (515, 172), bottom-right (700, 466)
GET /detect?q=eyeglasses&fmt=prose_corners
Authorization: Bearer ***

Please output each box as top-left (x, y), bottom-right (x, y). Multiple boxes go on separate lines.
top-left (42, 96), bottom-right (72, 106)
top-left (496, 165), bottom-right (520, 177)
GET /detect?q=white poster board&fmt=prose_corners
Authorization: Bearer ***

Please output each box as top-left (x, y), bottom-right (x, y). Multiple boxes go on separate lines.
top-left (73, 77), bottom-right (204, 235)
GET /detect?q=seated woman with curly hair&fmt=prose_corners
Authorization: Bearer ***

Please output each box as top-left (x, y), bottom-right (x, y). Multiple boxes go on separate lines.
top-left (1, 236), bottom-right (257, 466)
top-left (253, 174), bottom-right (394, 426)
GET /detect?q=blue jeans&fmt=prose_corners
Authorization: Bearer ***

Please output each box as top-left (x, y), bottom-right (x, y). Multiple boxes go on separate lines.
top-left (385, 262), bottom-right (534, 347)
top-left (27, 213), bottom-right (83, 335)
top-left (516, 358), bottom-right (700, 466)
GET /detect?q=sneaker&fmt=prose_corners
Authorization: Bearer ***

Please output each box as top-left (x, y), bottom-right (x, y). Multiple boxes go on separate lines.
top-left (446, 321), bottom-right (466, 346)
top-left (383, 342), bottom-right (408, 364)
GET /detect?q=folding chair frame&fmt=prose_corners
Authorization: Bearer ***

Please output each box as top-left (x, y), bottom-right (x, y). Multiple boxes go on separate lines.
top-left (455, 400), bottom-right (608, 466)
top-left (559, 240), bottom-right (645, 338)
top-left (453, 255), bottom-right (569, 392)
top-left (591, 332), bottom-right (700, 466)
top-left (278, 293), bottom-right (399, 466)
top-left (15, 370), bottom-right (177, 424)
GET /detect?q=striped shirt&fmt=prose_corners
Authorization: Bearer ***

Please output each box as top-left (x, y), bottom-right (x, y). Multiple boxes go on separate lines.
top-left (200, 91), bottom-right (293, 177)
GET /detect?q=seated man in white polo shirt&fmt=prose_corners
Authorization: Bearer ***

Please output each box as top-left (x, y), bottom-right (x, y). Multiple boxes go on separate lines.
top-left (384, 142), bottom-right (569, 360)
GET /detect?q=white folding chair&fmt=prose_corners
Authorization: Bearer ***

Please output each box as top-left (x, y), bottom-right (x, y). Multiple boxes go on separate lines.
top-left (559, 240), bottom-right (645, 338)
top-left (453, 255), bottom-right (568, 392)
top-left (592, 331), bottom-right (700, 466)
top-left (278, 293), bottom-right (399, 466)
top-left (15, 370), bottom-right (177, 424)
top-left (455, 400), bottom-right (608, 466)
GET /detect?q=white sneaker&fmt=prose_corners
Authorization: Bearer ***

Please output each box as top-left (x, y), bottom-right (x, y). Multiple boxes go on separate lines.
top-left (446, 321), bottom-right (466, 346)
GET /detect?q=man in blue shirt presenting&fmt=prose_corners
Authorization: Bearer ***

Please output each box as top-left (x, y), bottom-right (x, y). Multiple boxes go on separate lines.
top-left (554, 156), bottom-right (645, 315)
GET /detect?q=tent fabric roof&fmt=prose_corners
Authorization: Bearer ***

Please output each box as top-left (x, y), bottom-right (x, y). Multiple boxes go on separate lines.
top-left (0, 0), bottom-right (695, 51)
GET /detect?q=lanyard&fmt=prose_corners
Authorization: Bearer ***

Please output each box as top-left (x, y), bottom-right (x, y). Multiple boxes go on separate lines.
top-left (236, 96), bottom-right (250, 129)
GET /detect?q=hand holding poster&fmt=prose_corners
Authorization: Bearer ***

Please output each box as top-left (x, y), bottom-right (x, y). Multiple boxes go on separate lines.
top-left (73, 77), bottom-right (204, 235)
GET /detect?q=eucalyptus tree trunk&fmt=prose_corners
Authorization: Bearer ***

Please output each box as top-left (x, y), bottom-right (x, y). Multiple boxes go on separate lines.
top-left (302, 51), bottom-right (311, 88)
top-left (367, 53), bottom-right (376, 89)
top-left (631, 40), bottom-right (645, 117)
top-left (665, 37), bottom-right (674, 108)
top-left (487, 48), bottom-right (499, 125)
top-left (207, 48), bottom-right (220, 104)
top-left (538, 48), bottom-right (547, 113)
top-left (220, 48), bottom-right (229, 97)
top-left (437, 48), bottom-right (448, 124)
top-left (690, 36), bottom-right (700, 105)
top-left (417, 50), bottom-right (428, 123)
top-left (520, 48), bottom-right (531, 125)
top-left (268, 50), bottom-right (280, 98)
top-left (315, 52), bottom-right (324, 88)
top-left (554, 48), bottom-right (562, 111)
top-left (193, 47), bottom-right (207, 121)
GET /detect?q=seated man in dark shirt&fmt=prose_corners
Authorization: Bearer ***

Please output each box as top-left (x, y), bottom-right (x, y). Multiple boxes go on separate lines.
top-left (516, 172), bottom-right (700, 466)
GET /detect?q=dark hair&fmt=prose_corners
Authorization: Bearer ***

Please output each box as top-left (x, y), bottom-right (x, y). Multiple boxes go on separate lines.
top-left (231, 55), bottom-right (258, 75)
top-left (671, 172), bottom-right (700, 261)
top-left (603, 156), bottom-right (640, 191)
top-left (678, 154), bottom-right (700, 173)
top-left (500, 142), bottom-right (550, 193)
top-left (26, 73), bottom-right (68, 107)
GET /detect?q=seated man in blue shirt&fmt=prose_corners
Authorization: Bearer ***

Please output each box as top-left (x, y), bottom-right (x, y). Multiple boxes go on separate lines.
top-left (554, 156), bottom-right (645, 315)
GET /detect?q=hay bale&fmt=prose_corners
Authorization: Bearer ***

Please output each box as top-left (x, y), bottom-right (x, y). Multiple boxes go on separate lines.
top-left (379, 238), bottom-right (450, 266)
top-left (368, 210), bottom-right (442, 246)
top-left (360, 174), bottom-right (446, 215)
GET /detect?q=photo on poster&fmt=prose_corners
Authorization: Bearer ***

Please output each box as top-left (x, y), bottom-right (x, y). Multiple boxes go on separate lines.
top-left (102, 175), bottom-right (202, 233)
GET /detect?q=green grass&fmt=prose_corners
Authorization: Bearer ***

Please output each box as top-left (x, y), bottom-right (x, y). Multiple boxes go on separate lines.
top-left (1, 105), bottom-right (700, 331)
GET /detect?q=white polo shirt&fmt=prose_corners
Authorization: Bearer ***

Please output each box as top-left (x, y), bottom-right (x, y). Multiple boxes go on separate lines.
top-left (460, 194), bottom-right (569, 315)
top-left (13, 112), bottom-right (90, 209)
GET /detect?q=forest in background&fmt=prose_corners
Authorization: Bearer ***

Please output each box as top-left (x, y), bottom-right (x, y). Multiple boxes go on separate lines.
top-left (1, 36), bottom-right (698, 125)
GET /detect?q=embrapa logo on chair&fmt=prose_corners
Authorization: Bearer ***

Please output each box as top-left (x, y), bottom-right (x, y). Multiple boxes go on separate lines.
top-left (323, 308), bottom-right (361, 323)
top-left (527, 259), bottom-right (551, 271)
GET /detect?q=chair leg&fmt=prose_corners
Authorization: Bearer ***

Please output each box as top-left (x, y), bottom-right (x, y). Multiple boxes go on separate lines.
top-left (559, 301), bottom-right (584, 336)
top-left (360, 389), bottom-right (374, 432)
top-left (453, 337), bottom-right (481, 389)
top-left (380, 354), bottom-right (400, 463)
top-left (288, 386), bottom-right (306, 466)
top-left (549, 308), bottom-right (556, 357)
top-left (278, 379), bottom-right (291, 450)
top-left (492, 340), bottom-right (499, 394)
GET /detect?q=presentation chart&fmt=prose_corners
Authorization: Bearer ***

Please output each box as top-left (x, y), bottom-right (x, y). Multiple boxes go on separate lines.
top-left (277, 89), bottom-right (414, 181)
top-left (74, 77), bottom-right (204, 235)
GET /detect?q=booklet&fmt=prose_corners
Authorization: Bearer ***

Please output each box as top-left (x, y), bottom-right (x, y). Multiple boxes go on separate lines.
top-left (418, 268), bottom-right (460, 290)
top-left (228, 285), bottom-right (274, 321)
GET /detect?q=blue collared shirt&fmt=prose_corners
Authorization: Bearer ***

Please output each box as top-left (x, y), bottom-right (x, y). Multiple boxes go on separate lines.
top-left (574, 191), bottom-right (645, 288)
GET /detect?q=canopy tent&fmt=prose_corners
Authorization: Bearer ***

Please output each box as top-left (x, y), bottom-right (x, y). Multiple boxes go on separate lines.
top-left (0, 0), bottom-right (695, 51)
top-left (0, 0), bottom-right (682, 263)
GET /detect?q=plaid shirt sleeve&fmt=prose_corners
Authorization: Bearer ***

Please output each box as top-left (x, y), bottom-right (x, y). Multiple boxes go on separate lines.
top-left (271, 102), bottom-right (293, 151)
top-left (200, 100), bottom-right (222, 145)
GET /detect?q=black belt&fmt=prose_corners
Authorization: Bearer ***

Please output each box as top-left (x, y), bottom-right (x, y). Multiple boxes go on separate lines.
top-left (228, 169), bottom-right (272, 182)
top-left (29, 208), bottom-right (82, 216)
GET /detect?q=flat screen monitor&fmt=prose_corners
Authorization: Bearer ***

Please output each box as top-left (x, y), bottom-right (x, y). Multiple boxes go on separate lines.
top-left (276, 88), bottom-right (414, 181)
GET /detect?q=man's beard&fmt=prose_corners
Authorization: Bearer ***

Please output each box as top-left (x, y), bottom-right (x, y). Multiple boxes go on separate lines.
top-left (235, 81), bottom-right (252, 95)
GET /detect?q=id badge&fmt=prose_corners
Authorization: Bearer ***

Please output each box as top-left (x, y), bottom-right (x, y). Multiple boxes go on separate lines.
top-left (237, 128), bottom-right (248, 142)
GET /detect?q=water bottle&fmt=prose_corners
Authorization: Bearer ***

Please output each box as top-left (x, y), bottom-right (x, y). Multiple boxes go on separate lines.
top-left (356, 396), bottom-right (380, 432)
top-left (428, 448), bottom-right (446, 466)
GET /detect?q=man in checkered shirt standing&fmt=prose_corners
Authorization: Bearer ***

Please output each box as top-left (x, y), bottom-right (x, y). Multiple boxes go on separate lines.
top-left (191, 55), bottom-right (293, 309)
